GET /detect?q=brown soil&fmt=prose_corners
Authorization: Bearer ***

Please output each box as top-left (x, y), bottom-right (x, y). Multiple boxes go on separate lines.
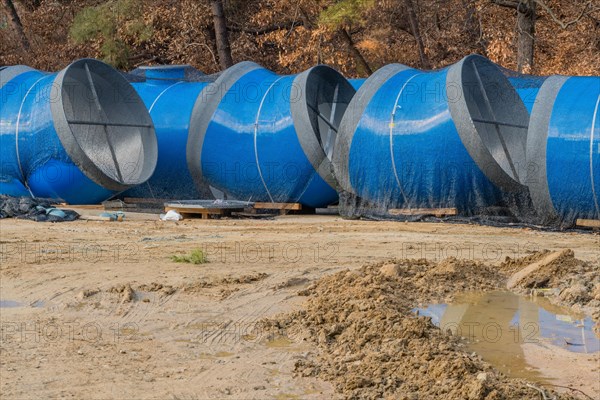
top-left (501, 250), bottom-right (600, 330)
top-left (1, 214), bottom-right (598, 399)
top-left (263, 256), bottom-right (594, 399)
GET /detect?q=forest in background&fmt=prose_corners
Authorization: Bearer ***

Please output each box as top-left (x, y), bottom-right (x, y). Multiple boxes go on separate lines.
top-left (1, 0), bottom-right (599, 77)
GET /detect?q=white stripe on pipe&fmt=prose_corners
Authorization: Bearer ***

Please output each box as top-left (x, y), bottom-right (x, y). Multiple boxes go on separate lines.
top-left (389, 73), bottom-right (422, 205)
top-left (254, 76), bottom-right (285, 203)
top-left (148, 81), bottom-right (183, 113)
top-left (590, 94), bottom-right (600, 217)
top-left (15, 75), bottom-right (47, 198)
top-left (146, 81), bottom-right (183, 198)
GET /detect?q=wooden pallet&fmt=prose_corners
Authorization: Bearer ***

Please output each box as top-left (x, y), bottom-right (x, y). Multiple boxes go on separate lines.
top-left (54, 203), bottom-right (103, 210)
top-left (164, 201), bottom-right (248, 220)
top-left (388, 207), bottom-right (458, 218)
top-left (251, 202), bottom-right (310, 215)
top-left (576, 219), bottom-right (600, 229)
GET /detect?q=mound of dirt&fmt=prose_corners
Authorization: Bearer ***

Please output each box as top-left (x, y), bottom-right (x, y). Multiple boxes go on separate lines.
top-left (498, 250), bottom-right (552, 274)
top-left (503, 250), bottom-right (600, 327)
top-left (264, 259), bottom-right (577, 399)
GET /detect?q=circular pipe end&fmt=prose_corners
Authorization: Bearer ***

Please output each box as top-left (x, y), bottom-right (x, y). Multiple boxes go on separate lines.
top-left (448, 54), bottom-right (530, 192)
top-left (526, 75), bottom-right (569, 222)
top-left (291, 65), bottom-right (357, 189)
top-left (187, 61), bottom-right (264, 196)
top-left (333, 64), bottom-right (411, 194)
top-left (50, 58), bottom-right (158, 192)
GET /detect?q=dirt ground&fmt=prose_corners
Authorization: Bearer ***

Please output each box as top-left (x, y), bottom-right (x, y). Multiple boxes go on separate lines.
top-left (0, 212), bottom-right (599, 399)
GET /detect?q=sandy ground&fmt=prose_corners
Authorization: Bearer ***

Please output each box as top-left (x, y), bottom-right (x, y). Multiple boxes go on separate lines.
top-left (0, 213), bottom-right (599, 399)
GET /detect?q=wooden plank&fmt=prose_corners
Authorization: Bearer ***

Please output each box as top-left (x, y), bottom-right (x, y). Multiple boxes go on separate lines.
top-left (165, 206), bottom-right (229, 215)
top-left (55, 203), bottom-right (103, 210)
top-left (164, 205), bottom-right (247, 220)
top-left (576, 219), bottom-right (600, 229)
top-left (388, 208), bottom-right (458, 217)
top-left (507, 250), bottom-right (569, 289)
top-left (253, 202), bottom-right (303, 211)
top-left (79, 215), bottom-right (112, 222)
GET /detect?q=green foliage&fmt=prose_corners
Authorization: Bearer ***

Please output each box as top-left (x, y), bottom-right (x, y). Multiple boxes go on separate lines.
top-left (171, 249), bottom-right (208, 265)
top-left (319, 0), bottom-right (375, 29)
top-left (70, 0), bottom-right (152, 68)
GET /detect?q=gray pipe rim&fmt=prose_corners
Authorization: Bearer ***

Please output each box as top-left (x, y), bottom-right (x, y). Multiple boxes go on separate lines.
top-left (187, 61), bottom-right (263, 195)
top-left (290, 65), bottom-right (357, 189)
top-left (447, 54), bottom-right (530, 192)
top-left (0, 65), bottom-right (35, 90)
top-left (526, 76), bottom-right (568, 221)
top-left (332, 64), bottom-right (410, 194)
top-left (50, 58), bottom-right (158, 192)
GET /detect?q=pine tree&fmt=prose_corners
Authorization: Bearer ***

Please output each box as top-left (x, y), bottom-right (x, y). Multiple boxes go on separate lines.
top-left (70, 0), bottom-right (152, 68)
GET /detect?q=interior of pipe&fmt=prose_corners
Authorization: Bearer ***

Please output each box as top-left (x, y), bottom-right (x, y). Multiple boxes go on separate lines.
top-left (56, 59), bottom-right (157, 187)
top-left (303, 66), bottom-right (356, 161)
top-left (459, 56), bottom-right (530, 186)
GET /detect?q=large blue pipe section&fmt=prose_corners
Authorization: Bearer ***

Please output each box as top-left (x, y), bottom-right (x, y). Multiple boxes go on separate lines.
top-left (187, 62), bottom-right (356, 208)
top-left (333, 55), bottom-right (530, 212)
top-left (0, 65), bottom-right (34, 197)
top-left (124, 65), bottom-right (213, 199)
top-left (0, 59), bottom-right (157, 204)
top-left (527, 76), bottom-right (600, 223)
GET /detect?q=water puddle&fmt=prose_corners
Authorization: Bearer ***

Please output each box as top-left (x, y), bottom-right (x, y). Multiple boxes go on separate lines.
top-left (265, 335), bottom-right (295, 348)
top-left (415, 291), bottom-right (599, 383)
top-left (0, 300), bottom-right (44, 308)
top-left (0, 300), bottom-right (22, 308)
top-left (263, 334), bottom-right (311, 353)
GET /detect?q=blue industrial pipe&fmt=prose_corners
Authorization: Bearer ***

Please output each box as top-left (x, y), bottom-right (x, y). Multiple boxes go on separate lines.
top-left (0, 65), bottom-right (34, 197)
top-left (333, 55), bottom-right (530, 212)
top-left (124, 65), bottom-right (214, 199)
top-left (527, 76), bottom-right (600, 223)
top-left (187, 62), bottom-right (356, 208)
top-left (0, 59), bottom-right (157, 204)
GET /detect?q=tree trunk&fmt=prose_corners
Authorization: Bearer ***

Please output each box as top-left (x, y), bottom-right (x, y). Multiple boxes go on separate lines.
top-left (491, 0), bottom-right (536, 73)
top-left (340, 29), bottom-right (373, 75)
top-left (210, 0), bottom-right (233, 69)
top-left (2, 0), bottom-right (30, 51)
top-left (462, 0), bottom-right (487, 56)
top-left (403, 0), bottom-right (430, 69)
top-left (516, 0), bottom-right (536, 73)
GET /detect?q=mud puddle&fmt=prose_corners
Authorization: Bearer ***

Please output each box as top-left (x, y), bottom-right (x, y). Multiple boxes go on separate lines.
top-left (0, 300), bottom-right (22, 308)
top-left (416, 291), bottom-right (600, 383)
top-left (0, 300), bottom-right (44, 308)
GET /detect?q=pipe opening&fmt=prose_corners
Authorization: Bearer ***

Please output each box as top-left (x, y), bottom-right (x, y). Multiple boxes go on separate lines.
top-left (458, 56), bottom-right (529, 187)
top-left (302, 66), bottom-right (356, 160)
top-left (52, 59), bottom-right (157, 191)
